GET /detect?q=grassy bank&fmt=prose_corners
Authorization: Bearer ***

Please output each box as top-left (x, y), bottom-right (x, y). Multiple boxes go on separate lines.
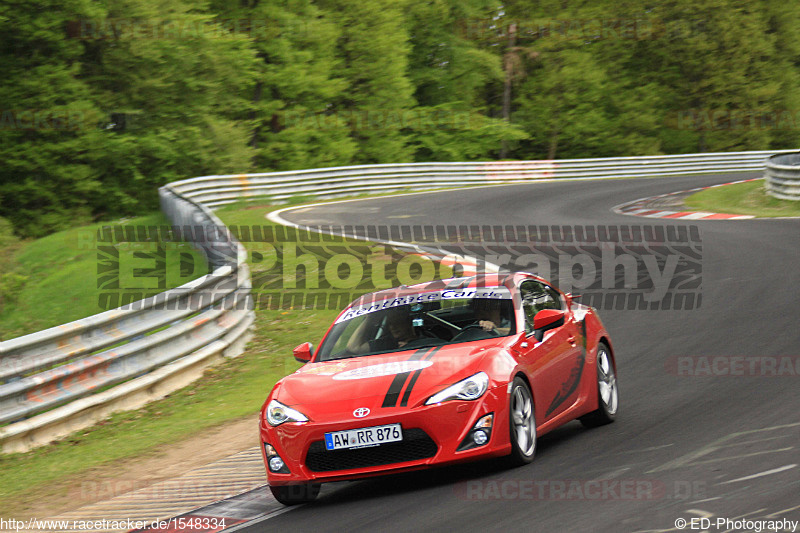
top-left (0, 213), bottom-right (208, 340)
top-left (684, 179), bottom-right (800, 218)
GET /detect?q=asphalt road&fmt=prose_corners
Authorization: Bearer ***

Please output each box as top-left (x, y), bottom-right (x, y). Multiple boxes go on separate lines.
top-left (234, 174), bottom-right (800, 533)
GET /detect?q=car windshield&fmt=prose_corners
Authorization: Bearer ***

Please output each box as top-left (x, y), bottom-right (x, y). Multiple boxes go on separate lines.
top-left (316, 291), bottom-right (516, 361)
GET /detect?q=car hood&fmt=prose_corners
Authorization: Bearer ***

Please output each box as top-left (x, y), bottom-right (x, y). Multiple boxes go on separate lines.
top-left (273, 340), bottom-right (515, 419)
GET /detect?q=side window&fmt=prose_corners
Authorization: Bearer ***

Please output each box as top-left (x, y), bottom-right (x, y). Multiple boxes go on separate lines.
top-left (520, 280), bottom-right (563, 334)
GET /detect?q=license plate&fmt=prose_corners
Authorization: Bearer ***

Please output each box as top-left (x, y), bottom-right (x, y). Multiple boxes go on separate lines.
top-left (324, 424), bottom-right (403, 450)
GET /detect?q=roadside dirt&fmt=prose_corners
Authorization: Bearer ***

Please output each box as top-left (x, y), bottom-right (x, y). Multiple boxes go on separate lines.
top-left (7, 415), bottom-right (259, 520)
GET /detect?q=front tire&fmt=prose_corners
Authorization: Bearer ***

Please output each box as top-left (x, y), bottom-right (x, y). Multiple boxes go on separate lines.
top-left (579, 342), bottom-right (618, 428)
top-left (507, 377), bottom-right (536, 465)
top-left (270, 483), bottom-right (320, 506)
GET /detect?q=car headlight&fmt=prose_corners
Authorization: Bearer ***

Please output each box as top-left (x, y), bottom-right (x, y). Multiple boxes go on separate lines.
top-left (266, 399), bottom-right (309, 426)
top-left (425, 372), bottom-right (489, 405)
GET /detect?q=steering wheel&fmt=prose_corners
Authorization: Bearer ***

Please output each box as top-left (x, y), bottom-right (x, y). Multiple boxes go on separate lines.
top-left (452, 323), bottom-right (499, 341)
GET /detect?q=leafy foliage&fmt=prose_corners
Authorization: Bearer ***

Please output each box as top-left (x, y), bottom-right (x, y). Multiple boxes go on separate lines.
top-left (2, 0), bottom-right (800, 237)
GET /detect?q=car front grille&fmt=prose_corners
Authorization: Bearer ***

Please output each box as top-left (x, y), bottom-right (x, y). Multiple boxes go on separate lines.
top-left (305, 428), bottom-right (438, 472)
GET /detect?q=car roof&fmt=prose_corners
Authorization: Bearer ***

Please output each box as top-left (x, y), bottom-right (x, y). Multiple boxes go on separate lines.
top-left (346, 272), bottom-right (547, 309)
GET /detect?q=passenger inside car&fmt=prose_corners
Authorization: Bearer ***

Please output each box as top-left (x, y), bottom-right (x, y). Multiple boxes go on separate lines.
top-left (346, 307), bottom-right (419, 353)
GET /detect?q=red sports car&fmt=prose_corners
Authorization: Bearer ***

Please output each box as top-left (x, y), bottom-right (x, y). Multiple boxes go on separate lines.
top-left (259, 273), bottom-right (619, 505)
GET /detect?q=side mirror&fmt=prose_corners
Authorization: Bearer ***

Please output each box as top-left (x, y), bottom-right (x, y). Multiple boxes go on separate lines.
top-left (293, 342), bottom-right (313, 363)
top-left (533, 309), bottom-right (565, 331)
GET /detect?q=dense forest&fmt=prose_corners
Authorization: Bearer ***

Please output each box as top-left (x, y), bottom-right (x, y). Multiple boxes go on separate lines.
top-left (2, 0), bottom-right (800, 237)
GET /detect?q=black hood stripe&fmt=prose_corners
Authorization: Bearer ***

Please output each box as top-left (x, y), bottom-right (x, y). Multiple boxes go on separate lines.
top-left (399, 346), bottom-right (441, 407)
top-left (381, 347), bottom-right (432, 408)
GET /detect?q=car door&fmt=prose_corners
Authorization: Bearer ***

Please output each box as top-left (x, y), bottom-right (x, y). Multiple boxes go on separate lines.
top-left (516, 280), bottom-right (584, 423)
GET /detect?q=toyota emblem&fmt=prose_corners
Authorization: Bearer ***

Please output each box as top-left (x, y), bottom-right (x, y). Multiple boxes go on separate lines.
top-left (353, 407), bottom-right (370, 418)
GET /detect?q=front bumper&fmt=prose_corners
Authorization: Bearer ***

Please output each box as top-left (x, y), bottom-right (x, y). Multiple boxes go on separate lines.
top-left (260, 385), bottom-right (511, 486)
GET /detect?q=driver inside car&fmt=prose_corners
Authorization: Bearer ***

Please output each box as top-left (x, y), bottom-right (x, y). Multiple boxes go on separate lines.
top-left (472, 298), bottom-right (512, 335)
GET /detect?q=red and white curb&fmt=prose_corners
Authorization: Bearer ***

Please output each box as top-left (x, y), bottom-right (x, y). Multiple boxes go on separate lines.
top-left (409, 253), bottom-right (491, 277)
top-left (613, 179), bottom-right (758, 220)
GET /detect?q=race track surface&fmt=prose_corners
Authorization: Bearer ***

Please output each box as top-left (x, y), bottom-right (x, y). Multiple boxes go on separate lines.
top-left (234, 174), bottom-right (800, 533)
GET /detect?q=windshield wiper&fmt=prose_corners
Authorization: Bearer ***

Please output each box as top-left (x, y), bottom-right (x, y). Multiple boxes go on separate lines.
top-left (325, 353), bottom-right (366, 361)
top-left (409, 343), bottom-right (444, 349)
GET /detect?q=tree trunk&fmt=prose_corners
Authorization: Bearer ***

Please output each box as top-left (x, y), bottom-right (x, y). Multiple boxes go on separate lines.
top-left (500, 23), bottom-right (517, 159)
top-left (548, 128), bottom-right (559, 160)
top-left (548, 106), bottom-right (559, 160)
top-left (250, 80), bottom-right (263, 150)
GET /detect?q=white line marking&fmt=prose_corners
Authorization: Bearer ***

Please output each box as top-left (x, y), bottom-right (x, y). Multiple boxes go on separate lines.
top-left (764, 504), bottom-right (800, 519)
top-left (690, 447), bottom-right (794, 467)
top-left (690, 496), bottom-right (722, 504)
top-left (679, 212), bottom-right (716, 219)
top-left (647, 422), bottom-right (800, 473)
top-left (268, 200), bottom-right (503, 273)
top-left (718, 464), bottom-right (797, 485)
top-left (224, 504), bottom-right (299, 531)
top-left (259, 505), bottom-right (298, 520)
top-left (618, 444), bottom-right (674, 454)
top-left (713, 435), bottom-right (789, 449)
top-left (589, 467), bottom-right (630, 481)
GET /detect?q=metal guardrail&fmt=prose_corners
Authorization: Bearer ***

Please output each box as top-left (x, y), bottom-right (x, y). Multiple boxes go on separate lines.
top-left (765, 152), bottom-right (800, 201)
top-left (0, 149), bottom-right (791, 452)
top-left (0, 186), bottom-right (254, 452)
top-left (172, 150), bottom-right (793, 208)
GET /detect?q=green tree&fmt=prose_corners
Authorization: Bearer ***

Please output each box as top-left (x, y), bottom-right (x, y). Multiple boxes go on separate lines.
top-left (82, 0), bottom-right (260, 216)
top-left (4, 0), bottom-right (800, 238)
top-left (210, 0), bottom-right (356, 171)
top-left (632, 0), bottom-right (782, 153)
top-left (320, 0), bottom-right (417, 164)
top-left (761, 0), bottom-right (800, 150)
top-left (0, 0), bottom-right (106, 236)
top-left (501, 0), bottom-right (661, 159)
top-left (402, 0), bottom-right (527, 161)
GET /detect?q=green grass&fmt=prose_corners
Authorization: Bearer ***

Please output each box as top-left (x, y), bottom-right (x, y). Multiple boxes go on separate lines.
top-left (0, 199), bottom-right (457, 516)
top-left (684, 179), bottom-right (800, 217)
top-left (0, 213), bottom-right (208, 340)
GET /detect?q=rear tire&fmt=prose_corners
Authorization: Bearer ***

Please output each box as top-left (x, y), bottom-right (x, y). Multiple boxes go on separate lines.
top-left (507, 377), bottom-right (536, 466)
top-left (579, 342), bottom-right (618, 428)
top-left (270, 483), bottom-right (321, 505)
